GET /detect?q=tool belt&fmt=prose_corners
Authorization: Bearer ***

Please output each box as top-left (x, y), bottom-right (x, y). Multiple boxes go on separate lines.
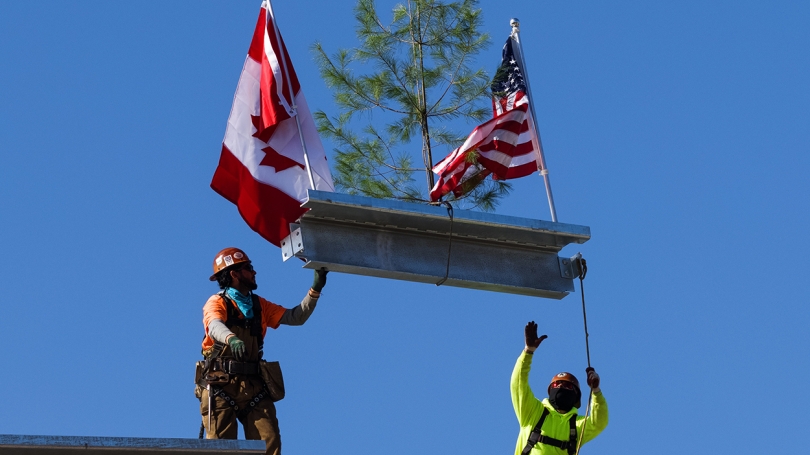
top-left (195, 359), bottom-right (285, 402)
top-left (216, 358), bottom-right (259, 375)
top-left (198, 357), bottom-right (260, 385)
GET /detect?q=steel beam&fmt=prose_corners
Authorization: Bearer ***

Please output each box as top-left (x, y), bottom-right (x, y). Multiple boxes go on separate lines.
top-left (0, 435), bottom-right (265, 454)
top-left (282, 191), bottom-right (590, 299)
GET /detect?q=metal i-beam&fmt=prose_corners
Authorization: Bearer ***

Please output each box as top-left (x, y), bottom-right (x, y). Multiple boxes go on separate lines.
top-left (0, 435), bottom-right (265, 454)
top-left (282, 191), bottom-right (590, 299)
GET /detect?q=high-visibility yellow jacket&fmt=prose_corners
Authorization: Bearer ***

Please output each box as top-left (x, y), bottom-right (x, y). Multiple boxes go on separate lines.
top-left (511, 351), bottom-right (608, 455)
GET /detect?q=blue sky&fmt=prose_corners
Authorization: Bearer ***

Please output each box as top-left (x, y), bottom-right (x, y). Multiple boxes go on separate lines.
top-left (1, 1), bottom-right (809, 454)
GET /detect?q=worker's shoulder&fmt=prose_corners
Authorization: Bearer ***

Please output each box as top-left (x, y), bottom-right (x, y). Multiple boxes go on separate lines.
top-left (255, 294), bottom-right (282, 308)
top-left (204, 293), bottom-right (227, 307)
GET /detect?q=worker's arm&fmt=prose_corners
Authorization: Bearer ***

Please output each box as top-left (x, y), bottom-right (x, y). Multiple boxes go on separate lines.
top-left (510, 322), bottom-right (547, 426)
top-left (202, 295), bottom-right (245, 358)
top-left (208, 319), bottom-right (234, 343)
top-left (510, 351), bottom-right (539, 426)
top-left (577, 390), bottom-right (608, 444)
top-left (278, 269), bottom-right (327, 326)
top-left (278, 290), bottom-right (319, 326)
top-left (203, 296), bottom-right (234, 343)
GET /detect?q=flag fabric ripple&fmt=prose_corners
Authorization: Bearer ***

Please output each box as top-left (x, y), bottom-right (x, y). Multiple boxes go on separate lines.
top-left (430, 37), bottom-right (541, 201)
top-left (211, 3), bottom-right (334, 247)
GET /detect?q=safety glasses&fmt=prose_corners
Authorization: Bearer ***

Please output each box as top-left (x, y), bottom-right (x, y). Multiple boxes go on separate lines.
top-left (550, 381), bottom-right (576, 391)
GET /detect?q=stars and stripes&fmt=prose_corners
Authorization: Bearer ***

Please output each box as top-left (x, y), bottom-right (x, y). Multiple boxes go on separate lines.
top-left (492, 38), bottom-right (528, 115)
top-left (430, 37), bottom-right (542, 201)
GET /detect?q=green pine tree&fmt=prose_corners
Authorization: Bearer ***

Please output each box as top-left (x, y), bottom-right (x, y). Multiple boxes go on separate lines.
top-left (313, 0), bottom-right (511, 210)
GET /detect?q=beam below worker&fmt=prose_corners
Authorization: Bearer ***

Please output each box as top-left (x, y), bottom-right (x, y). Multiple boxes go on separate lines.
top-left (0, 435), bottom-right (265, 454)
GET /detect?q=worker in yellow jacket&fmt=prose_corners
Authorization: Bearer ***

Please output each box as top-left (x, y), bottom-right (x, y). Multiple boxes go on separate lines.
top-left (511, 322), bottom-right (608, 455)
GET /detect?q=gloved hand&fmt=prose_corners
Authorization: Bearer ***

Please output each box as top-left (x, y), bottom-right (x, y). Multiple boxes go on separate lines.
top-left (524, 321), bottom-right (548, 352)
top-left (227, 335), bottom-right (246, 361)
top-left (311, 267), bottom-right (328, 292)
top-left (585, 367), bottom-right (600, 390)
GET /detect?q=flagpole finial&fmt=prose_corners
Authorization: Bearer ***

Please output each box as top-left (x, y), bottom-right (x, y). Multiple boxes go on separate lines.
top-left (510, 18), bottom-right (520, 33)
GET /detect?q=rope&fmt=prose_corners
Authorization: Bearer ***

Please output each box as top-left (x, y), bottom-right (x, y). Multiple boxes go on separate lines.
top-left (573, 255), bottom-right (590, 455)
top-left (435, 202), bottom-right (454, 286)
top-left (578, 256), bottom-right (590, 368)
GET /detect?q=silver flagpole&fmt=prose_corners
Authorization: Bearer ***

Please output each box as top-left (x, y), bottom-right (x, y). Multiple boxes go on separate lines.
top-left (264, 0), bottom-right (317, 191)
top-left (510, 18), bottom-right (558, 222)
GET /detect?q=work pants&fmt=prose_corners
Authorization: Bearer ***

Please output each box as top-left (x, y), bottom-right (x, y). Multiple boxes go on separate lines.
top-left (200, 375), bottom-right (280, 455)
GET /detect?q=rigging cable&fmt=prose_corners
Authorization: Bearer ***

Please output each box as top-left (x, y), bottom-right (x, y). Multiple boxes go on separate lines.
top-left (573, 255), bottom-right (590, 455)
top-left (435, 201), bottom-right (454, 286)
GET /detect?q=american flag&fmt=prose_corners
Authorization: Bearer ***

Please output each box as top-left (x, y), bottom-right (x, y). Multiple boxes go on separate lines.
top-left (430, 37), bottom-right (542, 201)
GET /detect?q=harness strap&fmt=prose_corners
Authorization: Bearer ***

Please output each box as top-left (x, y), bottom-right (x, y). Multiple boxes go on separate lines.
top-left (251, 294), bottom-right (263, 357)
top-left (521, 408), bottom-right (578, 455)
top-left (521, 409), bottom-right (548, 455)
top-left (210, 340), bottom-right (226, 359)
top-left (201, 339), bottom-right (226, 378)
top-left (219, 359), bottom-right (260, 375)
top-left (211, 386), bottom-right (269, 420)
top-left (220, 293), bottom-right (264, 357)
top-left (567, 412), bottom-right (577, 455)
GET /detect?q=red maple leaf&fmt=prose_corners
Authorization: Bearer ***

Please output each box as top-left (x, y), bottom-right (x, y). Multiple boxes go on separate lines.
top-left (251, 114), bottom-right (278, 143)
top-left (260, 146), bottom-right (305, 172)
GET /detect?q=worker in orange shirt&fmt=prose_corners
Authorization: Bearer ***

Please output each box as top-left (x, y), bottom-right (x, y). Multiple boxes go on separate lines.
top-left (198, 247), bottom-right (327, 455)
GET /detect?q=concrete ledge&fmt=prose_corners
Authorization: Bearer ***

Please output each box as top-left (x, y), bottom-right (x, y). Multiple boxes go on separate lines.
top-left (0, 435), bottom-right (265, 454)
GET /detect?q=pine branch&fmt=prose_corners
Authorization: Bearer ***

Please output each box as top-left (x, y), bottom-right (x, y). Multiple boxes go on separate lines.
top-left (314, 0), bottom-right (512, 209)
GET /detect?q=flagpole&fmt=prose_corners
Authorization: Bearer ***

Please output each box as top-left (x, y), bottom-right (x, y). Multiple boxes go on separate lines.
top-left (264, 0), bottom-right (317, 191)
top-left (510, 18), bottom-right (558, 223)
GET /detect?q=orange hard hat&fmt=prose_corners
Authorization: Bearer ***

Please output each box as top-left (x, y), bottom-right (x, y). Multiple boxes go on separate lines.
top-left (209, 247), bottom-right (251, 281)
top-left (547, 372), bottom-right (581, 395)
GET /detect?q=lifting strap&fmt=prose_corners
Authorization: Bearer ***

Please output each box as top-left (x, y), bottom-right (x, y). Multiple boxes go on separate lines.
top-left (435, 201), bottom-right (454, 286)
top-left (521, 408), bottom-right (578, 455)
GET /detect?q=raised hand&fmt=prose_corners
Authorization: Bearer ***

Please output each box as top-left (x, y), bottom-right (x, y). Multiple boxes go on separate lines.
top-left (524, 321), bottom-right (548, 351)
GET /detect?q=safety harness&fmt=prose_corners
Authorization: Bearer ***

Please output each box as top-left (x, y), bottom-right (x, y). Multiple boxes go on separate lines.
top-left (210, 384), bottom-right (270, 420)
top-left (207, 292), bottom-right (265, 360)
top-left (521, 408), bottom-right (578, 455)
top-left (204, 292), bottom-right (269, 418)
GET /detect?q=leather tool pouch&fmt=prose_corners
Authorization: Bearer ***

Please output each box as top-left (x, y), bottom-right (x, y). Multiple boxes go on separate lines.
top-left (203, 362), bottom-right (230, 386)
top-left (259, 360), bottom-right (285, 402)
top-left (194, 361), bottom-right (204, 400)
top-left (194, 359), bottom-right (231, 401)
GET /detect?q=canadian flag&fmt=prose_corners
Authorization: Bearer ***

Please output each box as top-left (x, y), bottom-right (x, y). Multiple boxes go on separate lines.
top-left (211, 1), bottom-right (334, 247)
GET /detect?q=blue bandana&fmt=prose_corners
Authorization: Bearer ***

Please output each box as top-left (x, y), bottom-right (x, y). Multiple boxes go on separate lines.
top-left (225, 287), bottom-right (253, 319)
